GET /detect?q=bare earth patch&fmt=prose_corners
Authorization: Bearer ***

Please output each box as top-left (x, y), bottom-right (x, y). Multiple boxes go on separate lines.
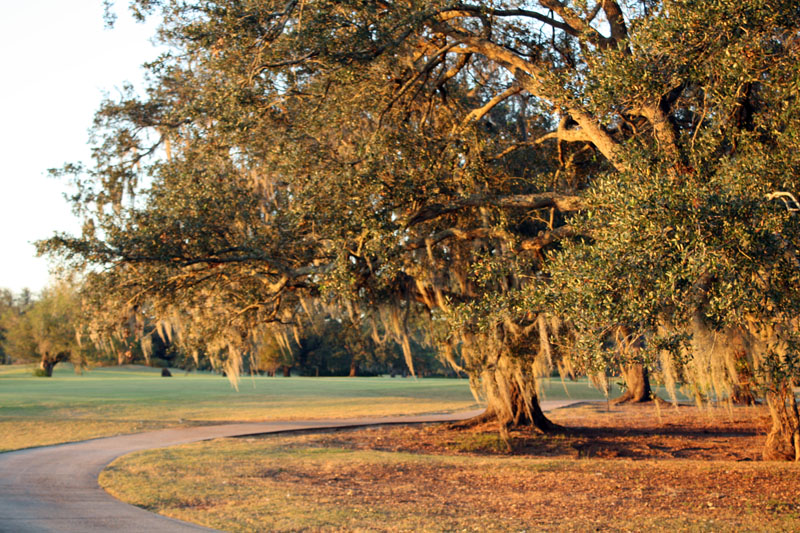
top-left (101, 403), bottom-right (800, 532)
top-left (344, 402), bottom-right (768, 461)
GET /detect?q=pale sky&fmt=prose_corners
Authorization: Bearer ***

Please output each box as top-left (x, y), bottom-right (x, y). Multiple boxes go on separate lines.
top-left (0, 1), bottom-right (160, 295)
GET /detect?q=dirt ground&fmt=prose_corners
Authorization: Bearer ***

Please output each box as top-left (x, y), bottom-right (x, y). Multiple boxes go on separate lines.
top-left (257, 402), bottom-right (800, 531)
top-left (103, 402), bottom-right (800, 532)
top-left (313, 402), bottom-right (770, 460)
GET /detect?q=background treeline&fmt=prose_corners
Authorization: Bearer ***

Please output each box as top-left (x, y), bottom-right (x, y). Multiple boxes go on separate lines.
top-left (0, 283), bottom-right (447, 377)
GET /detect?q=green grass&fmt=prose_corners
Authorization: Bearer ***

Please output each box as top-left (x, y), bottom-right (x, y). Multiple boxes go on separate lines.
top-left (0, 363), bottom-right (481, 451)
top-left (0, 363), bottom-right (641, 452)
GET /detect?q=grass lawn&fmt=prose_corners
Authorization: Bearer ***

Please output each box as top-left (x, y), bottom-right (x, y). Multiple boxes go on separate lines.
top-left (100, 404), bottom-right (800, 532)
top-left (1, 363), bottom-right (616, 452)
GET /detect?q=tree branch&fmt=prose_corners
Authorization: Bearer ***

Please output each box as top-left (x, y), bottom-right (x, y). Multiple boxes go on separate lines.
top-left (461, 84), bottom-right (522, 126)
top-left (519, 224), bottom-right (576, 252)
top-left (439, 4), bottom-right (578, 36)
top-left (538, 0), bottom-right (612, 48)
top-left (405, 192), bottom-right (584, 227)
top-left (601, 1), bottom-right (628, 45)
top-left (440, 27), bottom-right (629, 171)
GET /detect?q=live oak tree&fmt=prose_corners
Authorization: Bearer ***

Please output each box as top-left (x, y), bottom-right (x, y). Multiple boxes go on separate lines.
top-left (0, 289), bottom-right (17, 364)
top-left (545, 0), bottom-right (800, 459)
top-left (49, 0), bottom-right (587, 430)
top-left (0, 282), bottom-right (92, 376)
top-left (44, 1), bottom-right (800, 456)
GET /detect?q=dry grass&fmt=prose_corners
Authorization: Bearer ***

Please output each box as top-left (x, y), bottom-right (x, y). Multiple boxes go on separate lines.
top-left (100, 403), bottom-right (800, 532)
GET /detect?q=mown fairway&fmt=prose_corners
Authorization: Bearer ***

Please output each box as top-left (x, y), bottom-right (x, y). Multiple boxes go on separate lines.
top-left (0, 364), bottom-right (622, 452)
top-left (0, 364), bottom-right (469, 451)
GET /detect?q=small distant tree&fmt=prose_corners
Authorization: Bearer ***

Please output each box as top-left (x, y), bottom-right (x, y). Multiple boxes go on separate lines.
top-left (251, 333), bottom-right (294, 377)
top-left (0, 288), bottom-right (17, 364)
top-left (1, 282), bottom-right (92, 376)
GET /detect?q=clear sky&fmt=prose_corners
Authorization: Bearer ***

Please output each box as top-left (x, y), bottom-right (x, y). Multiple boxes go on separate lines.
top-left (0, 1), bottom-right (160, 295)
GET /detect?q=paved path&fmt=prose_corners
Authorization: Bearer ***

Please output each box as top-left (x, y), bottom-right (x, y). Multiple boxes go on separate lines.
top-left (0, 401), bottom-right (578, 532)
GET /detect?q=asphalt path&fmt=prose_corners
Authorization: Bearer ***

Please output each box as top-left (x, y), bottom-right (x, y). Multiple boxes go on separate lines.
top-left (0, 400), bottom-right (578, 532)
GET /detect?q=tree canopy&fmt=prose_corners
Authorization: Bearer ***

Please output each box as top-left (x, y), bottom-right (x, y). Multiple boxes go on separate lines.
top-left (44, 0), bottom-right (800, 459)
top-left (0, 282), bottom-right (94, 376)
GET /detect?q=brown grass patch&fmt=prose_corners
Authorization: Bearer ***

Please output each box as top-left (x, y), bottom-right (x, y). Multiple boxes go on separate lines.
top-left (102, 403), bottom-right (800, 532)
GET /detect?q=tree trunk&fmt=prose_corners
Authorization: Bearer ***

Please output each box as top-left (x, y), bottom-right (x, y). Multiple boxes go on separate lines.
top-left (39, 357), bottom-right (55, 377)
top-left (454, 380), bottom-right (556, 433)
top-left (282, 365), bottom-right (292, 377)
top-left (39, 351), bottom-right (71, 377)
top-left (505, 379), bottom-right (556, 430)
top-left (349, 360), bottom-right (358, 377)
top-left (612, 363), bottom-right (653, 404)
top-left (731, 382), bottom-right (757, 405)
top-left (763, 388), bottom-right (800, 461)
top-left (730, 349), bottom-right (756, 405)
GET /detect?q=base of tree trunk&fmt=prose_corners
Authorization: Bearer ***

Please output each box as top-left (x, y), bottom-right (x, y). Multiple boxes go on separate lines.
top-left (449, 401), bottom-right (559, 434)
top-left (730, 350), bottom-right (757, 405)
top-left (730, 386), bottom-right (757, 406)
top-left (763, 390), bottom-right (800, 461)
top-left (612, 363), bottom-right (658, 404)
top-left (763, 428), bottom-right (799, 461)
top-left (38, 361), bottom-right (55, 377)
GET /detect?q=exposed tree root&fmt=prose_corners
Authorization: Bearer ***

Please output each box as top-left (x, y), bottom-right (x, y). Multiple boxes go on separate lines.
top-left (611, 391), bottom-right (670, 406)
top-left (448, 405), bottom-right (561, 433)
top-left (447, 408), bottom-right (498, 429)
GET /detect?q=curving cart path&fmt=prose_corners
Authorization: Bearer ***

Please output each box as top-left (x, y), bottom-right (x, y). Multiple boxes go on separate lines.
top-left (0, 401), bottom-right (578, 532)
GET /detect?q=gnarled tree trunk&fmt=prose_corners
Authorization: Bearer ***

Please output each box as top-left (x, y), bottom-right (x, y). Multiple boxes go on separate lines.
top-left (39, 351), bottom-right (71, 377)
top-left (763, 388), bottom-right (800, 461)
top-left (613, 363), bottom-right (654, 404)
top-left (504, 378), bottom-right (556, 430)
top-left (730, 348), bottom-right (756, 405)
top-left (456, 372), bottom-right (557, 434)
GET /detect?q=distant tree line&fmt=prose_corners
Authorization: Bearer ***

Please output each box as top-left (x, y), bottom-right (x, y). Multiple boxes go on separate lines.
top-left (0, 283), bottom-right (447, 378)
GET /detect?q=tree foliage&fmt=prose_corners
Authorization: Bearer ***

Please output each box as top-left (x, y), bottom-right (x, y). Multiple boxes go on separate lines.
top-left (0, 282), bottom-right (94, 376)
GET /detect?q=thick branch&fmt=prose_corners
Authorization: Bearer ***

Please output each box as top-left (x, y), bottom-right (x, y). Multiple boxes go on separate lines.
top-left (436, 52), bottom-right (471, 90)
top-left (439, 27), bottom-right (629, 171)
top-left (462, 84), bottom-right (522, 126)
top-left (538, 0), bottom-right (612, 48)
top-left (601, 1), bottom-right (628, 45)
top-left (561, 104), bottom-right (629, 171)
top-left (492, 117), bottom-right (594, 160)
top-left (405, 192), bottom-right (584, 227)
top-left (440, 4), bottom-right (578, 36)
top-left (519, 224), bottom-right (576, 252)
top-left (634, 103), bottom-right (680, 159)
top-left (404, 227), bottom-right (493, 251)
top-left (533, 115), bottom-right (595, 144)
